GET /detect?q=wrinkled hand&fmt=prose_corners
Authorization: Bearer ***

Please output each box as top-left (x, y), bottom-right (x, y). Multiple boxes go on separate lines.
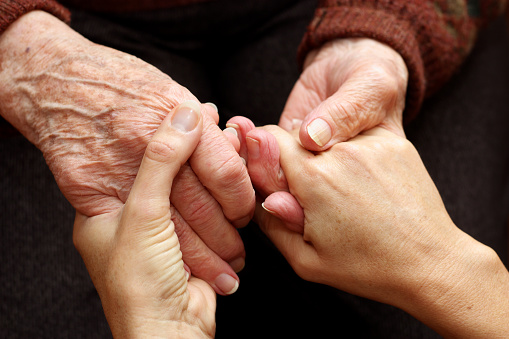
top-left (280, 38), bottom-right (408, 150)
top-left (248, 125), bottom-right (509, 338)
top-left (74, 106), bottom-right (216, 338)
top-left (0, 11), bottom-right (254, 295)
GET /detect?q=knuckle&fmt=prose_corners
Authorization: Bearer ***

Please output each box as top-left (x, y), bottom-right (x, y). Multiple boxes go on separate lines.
top-left (329, 142), bottom-right (367, 173)
top-left (211, 153), bottom-right (249, 191)
top-left (387, 136), bottom-right (415, 155)
top-left (166, 85), bottom-right (193, 103)
top-left (221, 240), bottom-right (245, 261)
top-left (327, 100), bottom-right (363, 137)
top-left (181, 246), bottom-right (218, 278)
top-left (144, 139), bottom-right (179, 164)
top-left (366, 63), bottom-right (394, 83)
top-left (364, 64), bottom-right (405, 108)
top-left (332, 140), bottom-right (363, 160)
top-left (184, 196), bottom-right (220, 226)
top-left (208, 233), bottom-right (245, 262)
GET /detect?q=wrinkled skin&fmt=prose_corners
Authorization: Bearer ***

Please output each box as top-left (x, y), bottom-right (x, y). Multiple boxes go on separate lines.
top-left (74, 106), bottom-right (216, 338)
top-left (227, 38), bottom-right (408, 227)
top-left (280, 38), bottom-right (408, 150)
top-left (0, 11), bottom-right (254, 294)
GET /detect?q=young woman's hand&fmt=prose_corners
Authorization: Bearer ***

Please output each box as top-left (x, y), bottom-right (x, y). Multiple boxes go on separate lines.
top-left (249, 125), bottom-right (509, 338)
top-left (73, 103), bottom-right (216, 338)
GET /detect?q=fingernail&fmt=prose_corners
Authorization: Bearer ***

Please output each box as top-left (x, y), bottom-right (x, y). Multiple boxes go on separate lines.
top-left (205, 102), bottom-right (218, 112)
top-left (229, 257), bottom-right (245, 273)
top-left (261, 202), bottom-right (276, 215)
top-left (223, 127), bottom-right (238, 137)
top-left (246, 137), bottom-right (260, 159)
top-left (240, 157), bottom-right (246, 166)
top-left (225, 124), bottom-right (241, 143)
top-left (307, 118), bottom-right (331, 147)
top-left (215, 274), bottom-right (239, 295)
top-left (171, 101), bottom-right (201, 132)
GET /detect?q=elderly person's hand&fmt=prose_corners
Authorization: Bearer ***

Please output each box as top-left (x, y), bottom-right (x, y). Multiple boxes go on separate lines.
top-left (247, 125), bottom-right (509, 338)
top-left (280, 38), bottom-right (407, 151)
top-left (73, 100), bottom-right (216, 338)
top-left (0, 11), bottom-right (254, 295)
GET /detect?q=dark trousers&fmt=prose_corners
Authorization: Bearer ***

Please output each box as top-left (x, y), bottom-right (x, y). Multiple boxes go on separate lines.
top-left (1, 0), bottom-right (508, 337)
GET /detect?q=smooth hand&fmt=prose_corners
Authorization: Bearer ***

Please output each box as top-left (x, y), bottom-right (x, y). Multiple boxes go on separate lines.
top-left (0, 11), bottom-right (254, 295)
top-left (249, 126), bottom-right (509, 338)
top-left (280, 38), bottom-right (408, 150)
top-left (73, 104), bottom-right (215, 338)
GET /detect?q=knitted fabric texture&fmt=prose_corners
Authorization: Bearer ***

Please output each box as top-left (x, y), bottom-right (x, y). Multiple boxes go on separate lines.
top-left (298, 0), bottom-right (508, 121)
top-left (0, 0), bottom-right (70, 34)
top-left (0, 0), bottom-right (507, 123)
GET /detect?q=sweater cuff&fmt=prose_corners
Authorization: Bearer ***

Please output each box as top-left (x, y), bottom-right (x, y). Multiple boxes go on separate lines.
top-left (0, 0), bottom-right (71, 35)
top-left (298, 7), bottom-right (425, 123)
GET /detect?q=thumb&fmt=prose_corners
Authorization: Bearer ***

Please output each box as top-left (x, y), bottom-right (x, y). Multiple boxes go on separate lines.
top-left (298, 91), bottom-right (374, 151)
top-left (120, 100), bottom-right (203, 299)
top-left (298, 69), bottom-right (406, 151)
top-left (128, 100), bottom-right (203, 209)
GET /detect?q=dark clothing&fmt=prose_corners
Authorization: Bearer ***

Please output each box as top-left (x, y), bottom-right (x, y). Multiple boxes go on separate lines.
top-left (1, 1), bottom-right (508, 338)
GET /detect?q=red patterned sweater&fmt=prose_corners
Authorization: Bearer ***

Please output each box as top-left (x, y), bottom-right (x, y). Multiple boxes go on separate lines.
top-left (0, 0), bottom-right (507, 121)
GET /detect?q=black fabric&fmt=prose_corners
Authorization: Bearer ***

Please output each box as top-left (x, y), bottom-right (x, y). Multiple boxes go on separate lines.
top-left (1, 0), bottom-right (508, 337)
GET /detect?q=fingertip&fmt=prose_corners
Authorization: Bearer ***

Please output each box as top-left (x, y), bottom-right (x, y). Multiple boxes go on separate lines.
top-left (171, 100), bottom-right (203, 133)
top-left (223, 127), bottom-right (241, 152)
top-left (203, 102), bottom-right (219, 124)
top-left (226, 116), bottom-right (256, 159)
top-left (264, 192), bottom-right (304, 233)
top-left (226, 116), bottom-right (255, 131)
top-left (214, 273), bottom-right (239, 296)
top-left (302, 117), bottom-right (332, 150)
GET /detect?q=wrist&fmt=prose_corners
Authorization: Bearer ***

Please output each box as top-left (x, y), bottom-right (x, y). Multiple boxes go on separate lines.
top-left (398, 229), bottom-right (509, 337)
top-left (0, 10), bottom-right (90, 144)
top-left (113, 316), bottom-right (212, 339)
top-left (108, 306), bottom-right (213, 339)
top-left (102, 283), bottom-right (213, 339)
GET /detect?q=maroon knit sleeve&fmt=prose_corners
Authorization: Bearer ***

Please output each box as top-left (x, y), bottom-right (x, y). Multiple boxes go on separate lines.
top-left (299, 0), bottom-right (507, 122)
top-left (0, 0), bottom-right (70, 35)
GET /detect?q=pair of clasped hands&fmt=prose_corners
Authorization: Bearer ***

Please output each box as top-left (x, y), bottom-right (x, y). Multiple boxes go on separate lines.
top-left (70, 38), bottom-right (439, 337)
top-left (8, 11), bottom-right (505, 339)
top-left (68, 42), bottom-right (508, 339)
top-left (74, 95), bottom-right (509, 338)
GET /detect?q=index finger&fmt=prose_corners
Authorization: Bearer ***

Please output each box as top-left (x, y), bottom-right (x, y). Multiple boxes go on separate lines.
top-left (190, 114), bottom-right (255, 227)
